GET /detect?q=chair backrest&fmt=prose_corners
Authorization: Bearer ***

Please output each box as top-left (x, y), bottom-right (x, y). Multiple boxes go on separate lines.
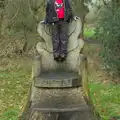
top-left (36, 18), bottom-right (84, 72)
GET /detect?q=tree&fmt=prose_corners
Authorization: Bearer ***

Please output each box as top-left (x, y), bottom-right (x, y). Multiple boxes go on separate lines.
top-left (96, 0), bottom-right (120, 77)
top-left (2, 0), bottom-right (45, 52)
top-left (72, 0), bottom-right (89, 37)
top-left (0, 0), bottom-right (7, 38)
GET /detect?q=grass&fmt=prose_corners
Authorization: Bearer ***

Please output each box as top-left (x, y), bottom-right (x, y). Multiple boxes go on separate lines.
top-left (84, 27), bottom-right (96, 39)
top-left (89, 82), bottom-right (120, 120)
top-left (0, 108), bottom-right (19, 120)
top-left (0, 56), bottom-right (120, 120)
top-left (0, 58), bottom-right (31, 120)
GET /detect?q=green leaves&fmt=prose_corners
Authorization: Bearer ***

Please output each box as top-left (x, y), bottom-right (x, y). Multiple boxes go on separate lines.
top-left (95, 7), bottom-right (120, 76)
top-left (84, 27), bottom-right (96, 38)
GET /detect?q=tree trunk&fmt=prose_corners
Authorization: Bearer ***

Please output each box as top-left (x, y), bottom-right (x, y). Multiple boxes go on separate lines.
top-left (72, 0), bottom-right (89, 38)
top-left (0, 0), bottom-right (5, 38)
top-left (0, 11), bottom-right (3, 38)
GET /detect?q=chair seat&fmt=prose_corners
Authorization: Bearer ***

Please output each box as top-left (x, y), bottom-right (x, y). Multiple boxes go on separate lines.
top-left (34, 70), bottom-right (82, 88)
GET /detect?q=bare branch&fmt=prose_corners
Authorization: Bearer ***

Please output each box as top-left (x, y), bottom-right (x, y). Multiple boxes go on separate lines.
top-left (4, 1), bottom-right (22, 30)
top-left (28, 0), bottom-right (45, 23)
top-left (0, 0), bottom-right (9, 14)
top-left (28, 0), bottom-right (39, 23)
top-left (10, 5), bottom-right (20, 22)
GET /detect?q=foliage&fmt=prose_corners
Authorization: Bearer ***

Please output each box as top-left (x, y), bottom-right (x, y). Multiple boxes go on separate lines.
top-left (84, 27), bottom-right (96, 39)
top-left (95, 7), bottom-right (120, 76)
top-left (90, 82), bottom-right (120, 120)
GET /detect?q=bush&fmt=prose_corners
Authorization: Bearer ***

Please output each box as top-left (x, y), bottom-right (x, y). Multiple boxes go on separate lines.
top-left (95, 7), bottom-right (120, 76)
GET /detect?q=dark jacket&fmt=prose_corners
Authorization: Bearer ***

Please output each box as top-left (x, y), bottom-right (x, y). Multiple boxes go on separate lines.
top-left (45, 0), bottom-right (73, 23)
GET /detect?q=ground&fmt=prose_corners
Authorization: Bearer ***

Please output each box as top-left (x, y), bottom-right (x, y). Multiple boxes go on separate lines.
top-left (0, 31), bottom-right (120, 120)
top-left (84, 43), bottom-right (120, 120)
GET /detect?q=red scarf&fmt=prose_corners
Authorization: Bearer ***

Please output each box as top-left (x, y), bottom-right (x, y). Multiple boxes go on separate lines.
top-left (55, 0), bottom-right (64, 18)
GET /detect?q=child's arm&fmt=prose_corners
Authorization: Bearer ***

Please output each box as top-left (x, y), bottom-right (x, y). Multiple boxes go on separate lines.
top-left (44, 0), bottom-right (50, 23)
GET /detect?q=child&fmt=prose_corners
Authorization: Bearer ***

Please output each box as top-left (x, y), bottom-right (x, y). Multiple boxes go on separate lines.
top-left (45, 0), bottom-right (73, 61)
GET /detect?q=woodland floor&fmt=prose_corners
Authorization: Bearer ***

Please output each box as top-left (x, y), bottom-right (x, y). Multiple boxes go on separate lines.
top-left (0, 37), bottom-right (120, 120)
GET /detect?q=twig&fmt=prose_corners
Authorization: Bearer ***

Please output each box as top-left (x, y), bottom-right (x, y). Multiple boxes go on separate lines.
top-left (10, 3), bottom-right (21, 22)
top-left (0, 0), bottom-right (9, 14)
top-left (28, 0), bottom-right (39, 23)
top-left (28, 0), bottom-right (45, 23)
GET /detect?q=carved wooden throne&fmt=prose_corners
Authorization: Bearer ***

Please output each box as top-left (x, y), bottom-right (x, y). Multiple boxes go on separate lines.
top-left (20, 18), bottom-right (96, 120)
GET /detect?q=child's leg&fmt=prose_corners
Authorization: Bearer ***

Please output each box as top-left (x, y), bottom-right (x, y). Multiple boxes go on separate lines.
top-left (59, 20), bottom-right (69, 58)
top-left (51, 23), bottom-right (60, 59)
